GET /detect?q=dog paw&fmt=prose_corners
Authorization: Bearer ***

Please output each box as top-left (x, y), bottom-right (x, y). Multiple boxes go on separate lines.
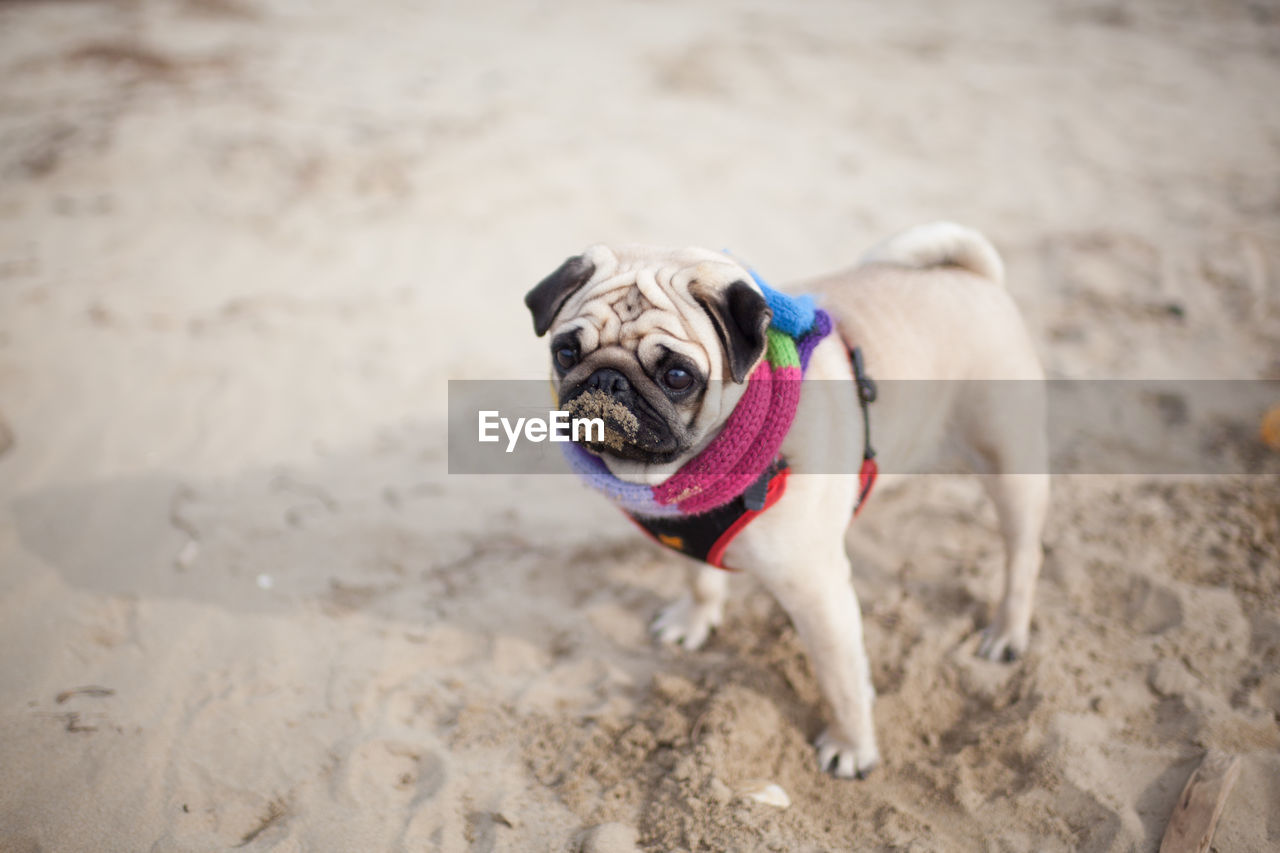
top-left (977, 619), bottom-right (1028, 663)
top-left (815, 728), bottom-right (880, 779)
top-left (651, 594), bottom-right (721, 650)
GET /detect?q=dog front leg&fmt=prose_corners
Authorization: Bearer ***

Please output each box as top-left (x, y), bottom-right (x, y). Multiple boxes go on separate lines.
top-left (652, 563), bottom-right (729, 650)
top-left (757, 552), bottom-right (880, 778)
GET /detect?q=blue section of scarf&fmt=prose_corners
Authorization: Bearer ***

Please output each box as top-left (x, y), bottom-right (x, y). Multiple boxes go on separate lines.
top-left (747, 268), bottom-right (817, 338)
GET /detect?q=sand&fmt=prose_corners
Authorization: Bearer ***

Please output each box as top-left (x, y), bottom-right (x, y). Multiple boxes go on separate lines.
top-left (1, 0), bottom-right (1278, 850)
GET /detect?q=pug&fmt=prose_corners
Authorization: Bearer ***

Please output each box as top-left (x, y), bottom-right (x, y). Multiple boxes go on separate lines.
top-left (524, 223), bottom-right (1049, 778)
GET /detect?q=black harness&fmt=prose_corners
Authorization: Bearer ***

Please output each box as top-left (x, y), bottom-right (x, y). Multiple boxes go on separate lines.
top-left (628, 347), bottom-right (878, 571)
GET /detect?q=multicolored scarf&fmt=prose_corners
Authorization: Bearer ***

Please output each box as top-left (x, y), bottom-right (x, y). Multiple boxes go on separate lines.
top-left (562, 274), bottom-right (831, 518)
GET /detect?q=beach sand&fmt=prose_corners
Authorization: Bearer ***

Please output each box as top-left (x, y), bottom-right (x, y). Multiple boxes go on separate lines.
top-left (1, 0), bottom-right (1278, 850)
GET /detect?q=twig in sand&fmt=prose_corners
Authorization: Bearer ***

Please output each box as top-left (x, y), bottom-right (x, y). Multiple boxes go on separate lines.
top-left (690, 709), bottom-right (710, 744)
top-left (55, 685), bottom-right (115, 703)
top-left (1158, 749), bottom-right (1241, 853)
top-left (235, 798), bottom-right (286, 847)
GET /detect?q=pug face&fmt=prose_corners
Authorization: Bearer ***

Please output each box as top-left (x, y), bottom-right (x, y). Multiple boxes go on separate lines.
top-left (525, 245), bottom-right (772, 479)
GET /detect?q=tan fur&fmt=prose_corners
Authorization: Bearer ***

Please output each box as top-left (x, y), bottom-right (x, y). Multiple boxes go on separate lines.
top-left (551, 224), bottom-right (1049, 778)
top-left (860, 220), bottom-right (1005, 285)
top-left (547, 244), bottom-right (759, 484)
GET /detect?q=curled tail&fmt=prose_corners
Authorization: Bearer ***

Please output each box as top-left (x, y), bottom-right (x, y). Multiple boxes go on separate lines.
top-left (861, 222), bottom-right (1005, 286)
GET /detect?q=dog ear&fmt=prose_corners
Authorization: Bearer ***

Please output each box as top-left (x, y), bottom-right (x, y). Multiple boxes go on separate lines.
top-left (690, 279), bottom-right (772, 383)
top-left (524, 255), bottom-right (597, 337)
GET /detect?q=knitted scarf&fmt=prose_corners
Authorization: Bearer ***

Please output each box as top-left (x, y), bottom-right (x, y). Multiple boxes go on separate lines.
top-left (562, 273), bottom-right (831, 518)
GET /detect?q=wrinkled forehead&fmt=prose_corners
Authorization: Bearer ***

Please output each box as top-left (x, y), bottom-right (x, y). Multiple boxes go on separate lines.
top-left (555, 242), bottom-right (752, 358)
top-left (551, 246), bottom-right (753, 373)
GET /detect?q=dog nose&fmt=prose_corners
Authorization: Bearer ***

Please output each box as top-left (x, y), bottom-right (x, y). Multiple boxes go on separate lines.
top-left (586, 368), bottom-right (632, 399)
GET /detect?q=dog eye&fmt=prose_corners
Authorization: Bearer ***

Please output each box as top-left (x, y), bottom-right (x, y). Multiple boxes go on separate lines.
top-left (554, 346), bottom-right (578, 370)
top-left (662, 367), bottom-right (694, 391)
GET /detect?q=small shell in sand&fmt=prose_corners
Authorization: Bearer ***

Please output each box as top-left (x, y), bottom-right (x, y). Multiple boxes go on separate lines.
top-left (735, 779), bottom-right (791, 808)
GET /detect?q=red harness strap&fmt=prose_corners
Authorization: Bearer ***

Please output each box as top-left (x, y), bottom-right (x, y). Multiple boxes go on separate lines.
top-left (706, 465), bottom-right (790, 568)
top-left (856, 456), bottom-right (878, 517)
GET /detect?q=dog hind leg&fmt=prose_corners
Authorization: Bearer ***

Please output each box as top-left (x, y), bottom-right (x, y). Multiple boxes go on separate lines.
top-left (976, 472), bottom-right (1049, 661)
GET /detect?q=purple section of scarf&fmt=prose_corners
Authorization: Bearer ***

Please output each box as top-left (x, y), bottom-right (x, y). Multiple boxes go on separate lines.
top-left (560, 441), bottom-right (683, 517)
top-left (797, 309), bottom-right (831, 370)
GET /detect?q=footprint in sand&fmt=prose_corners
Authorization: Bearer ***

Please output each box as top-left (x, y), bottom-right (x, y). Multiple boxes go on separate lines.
top-left (1092, 573), bottom-right (1183, 635)
top-left (336, 739), bottom-right (447, 809)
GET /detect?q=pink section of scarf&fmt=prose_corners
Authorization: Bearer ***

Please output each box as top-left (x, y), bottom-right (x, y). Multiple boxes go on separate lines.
top-left (658, 363), bottom-right (802, 514)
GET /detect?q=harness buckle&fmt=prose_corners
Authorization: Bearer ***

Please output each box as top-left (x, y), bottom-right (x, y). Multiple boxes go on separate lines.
top-left (851, 345), bottom-right (877, 404)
